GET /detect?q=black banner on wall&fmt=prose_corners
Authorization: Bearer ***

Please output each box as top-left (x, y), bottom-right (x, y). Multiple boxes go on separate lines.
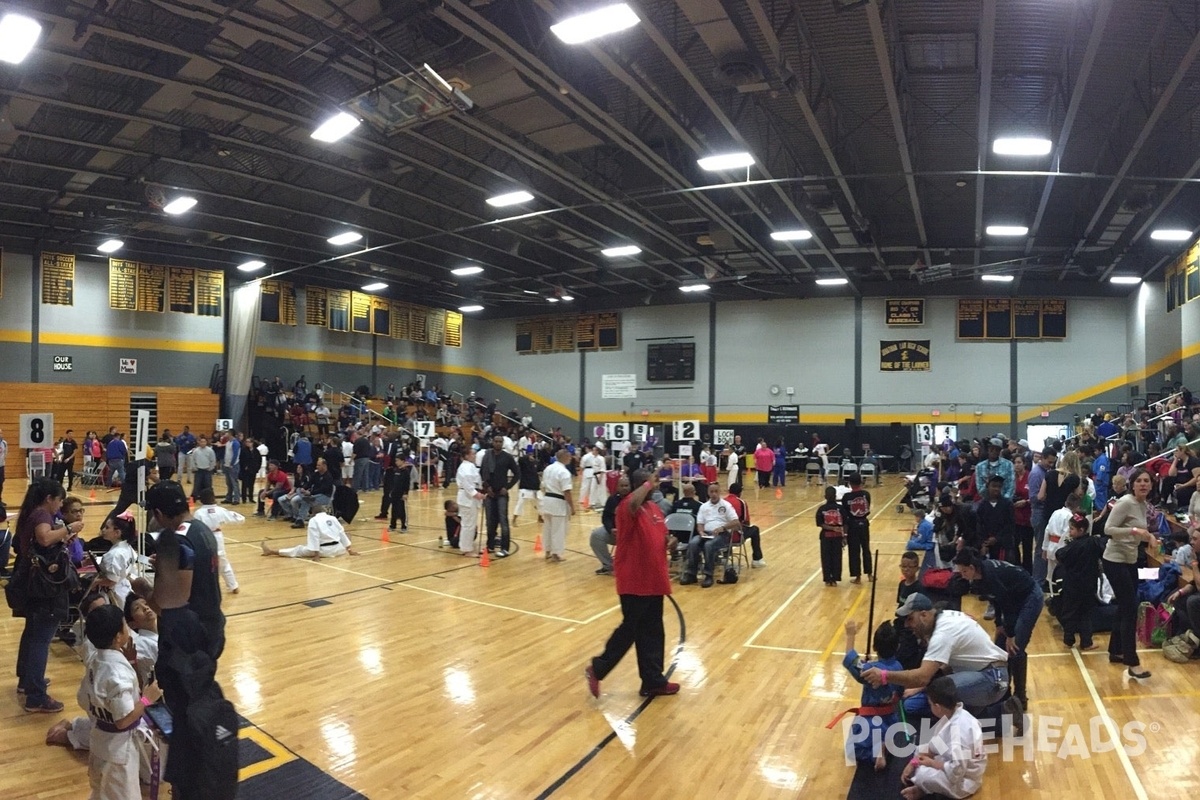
top-left (767, 405), bottom-right (800, 424)
top-left (880, 340), bottom-right (931, 371)
top-left (885, 298), bottom-right (924, 325)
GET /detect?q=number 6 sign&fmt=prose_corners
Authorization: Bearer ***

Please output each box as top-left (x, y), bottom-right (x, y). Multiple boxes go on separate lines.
top-left (20, 413), bottom-right (55, 449)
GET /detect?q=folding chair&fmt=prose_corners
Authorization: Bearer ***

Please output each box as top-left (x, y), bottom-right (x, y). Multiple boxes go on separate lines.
top-left (664, 512), bottom-right (695, 576)
top-left (78, 460), bottom-right (105, 488)
top-left (805, 460), bottom-right (822, 484)
top-left (860, 462), bottom-right (878, 486)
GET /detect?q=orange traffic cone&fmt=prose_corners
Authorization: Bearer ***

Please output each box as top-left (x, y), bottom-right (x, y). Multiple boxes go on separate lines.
top-left (533, 534), bottom-right (543, 554)
top-left (479, 548), bottom-right (490, 568)
top-left (88, 487), bottom-right (96, 501)
top-left (775, 487), bottom-right (783, 500)
top-left (381, 527), bottom-right (390, 543)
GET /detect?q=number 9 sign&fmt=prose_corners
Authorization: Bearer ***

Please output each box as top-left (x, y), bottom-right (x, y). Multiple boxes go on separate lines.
top-left (20, 413), bottom-right (55, 449)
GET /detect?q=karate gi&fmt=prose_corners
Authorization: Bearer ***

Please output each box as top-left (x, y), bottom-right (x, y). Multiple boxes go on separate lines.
top-left (99, 541), bottom-right (136, 609)
top-left (79, 649), bottom-right (140, 800)
top-left (192, 503), bottom-right (245, 591)
top-left (279, 512), bottom-right (352, 558)
top-left (540, 461), bottom-right (573, 557)
top-left (911, 704), bottom-right (986, 799)
top-left (456, 460), bottom-right (484, 554)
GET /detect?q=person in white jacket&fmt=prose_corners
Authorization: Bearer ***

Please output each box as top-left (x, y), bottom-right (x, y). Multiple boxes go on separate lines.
top-left (456, 448), bottom-right (485, 556)
top-left (1042, 493), bottom-right (1082, 588)
top-left (192, 487), bottom-right (245, 593)
top-left (260, 506), bottom-right (358, 558)
top-left (901, 676), bottom-right (986, 799)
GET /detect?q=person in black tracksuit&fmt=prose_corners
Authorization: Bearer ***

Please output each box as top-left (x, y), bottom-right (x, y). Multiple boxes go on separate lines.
top-left (239, 439), bottom-right (261, 504)
top-left (377, 436), bottom-right (405, 521)
top-left (974, 475), bottom-right (1016, 563)
top-left (816, 486), bottom-right (845, 586)
top-left (389, 456), bottom-right (413, 532)
top-left (1053, 514), bottom-right (1107, 649)
top-left (841, 474), bottom-right (872, 582)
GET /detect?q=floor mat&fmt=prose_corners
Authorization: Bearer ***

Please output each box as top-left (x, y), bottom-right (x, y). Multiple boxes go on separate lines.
top-left (237, 716), bottom-right (367, 800)
top-left (845, 752), bottom-right (908, 800)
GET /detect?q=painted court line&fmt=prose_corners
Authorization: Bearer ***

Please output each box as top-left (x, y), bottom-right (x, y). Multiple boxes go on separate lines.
top-left (394, 580), bottom-right (584, 624)
top-left (745, 644), bottom-right (824, 655)
top-left (1070, 648), bottom-right (1149, 800)
top-left (742, 569), bottom-right (823, 649)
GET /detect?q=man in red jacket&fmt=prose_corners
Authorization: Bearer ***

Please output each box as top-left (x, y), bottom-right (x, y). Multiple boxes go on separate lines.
top-left (585, 469), bottom-right (680, 698)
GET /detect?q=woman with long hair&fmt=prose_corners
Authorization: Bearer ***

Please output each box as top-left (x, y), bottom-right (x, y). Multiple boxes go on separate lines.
top-left (13, 477), bottom-right (76, 712)
top-left (1102, 468), bottom-right (1159, 679)
top-left (1012, 455), bottom-right (1034, 572)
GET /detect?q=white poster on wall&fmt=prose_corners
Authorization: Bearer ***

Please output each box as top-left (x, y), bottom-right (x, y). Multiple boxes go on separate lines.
top-left (601, 374), bottom-right (637, 399)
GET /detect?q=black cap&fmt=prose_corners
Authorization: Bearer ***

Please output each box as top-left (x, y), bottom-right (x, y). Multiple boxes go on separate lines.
top-left (145, 481), bottom-right (189, 518)
top-left (938, 493), bottom-right (954, 507)
top-left (896, 593), bottom-right (934, 617)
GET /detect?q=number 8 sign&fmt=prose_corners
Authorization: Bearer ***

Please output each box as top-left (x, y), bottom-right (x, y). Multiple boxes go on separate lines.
top-left (20, 413), bottom-right (55, 449)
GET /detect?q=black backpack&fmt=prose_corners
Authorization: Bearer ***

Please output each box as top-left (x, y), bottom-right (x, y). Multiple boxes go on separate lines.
top-left (184, 685), bottom-right (239, 800)
top-left (721, 565), bottom-right (739, 584)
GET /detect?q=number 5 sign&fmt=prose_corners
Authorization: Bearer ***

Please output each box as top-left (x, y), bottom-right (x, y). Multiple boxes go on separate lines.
top-left (20, 413), bottom-right (54, 449)
top-left (672, 420), bottom-right (700, 441)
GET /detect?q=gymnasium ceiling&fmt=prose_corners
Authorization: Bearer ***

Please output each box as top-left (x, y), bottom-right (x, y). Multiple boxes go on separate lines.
top-left (0, 0), bottom-right (1198, 313)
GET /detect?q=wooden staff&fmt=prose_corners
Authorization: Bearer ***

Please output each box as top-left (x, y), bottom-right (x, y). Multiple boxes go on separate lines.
top-left (864, 548), bottom-right (880, 660)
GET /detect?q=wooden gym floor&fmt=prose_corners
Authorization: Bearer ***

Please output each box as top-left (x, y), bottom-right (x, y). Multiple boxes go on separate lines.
top-left (2, 473), bottom-right (1198, 799)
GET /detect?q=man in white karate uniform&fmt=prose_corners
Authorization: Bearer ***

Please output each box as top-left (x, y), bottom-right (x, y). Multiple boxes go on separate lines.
top-left (260, 505), bottom-right (358, 558)
top-left (579, 445), bottom-right (601, 510)
top-left (456, 448), bottom-right (485, 555)
top-left (540, 450), bottom-right (575, 562)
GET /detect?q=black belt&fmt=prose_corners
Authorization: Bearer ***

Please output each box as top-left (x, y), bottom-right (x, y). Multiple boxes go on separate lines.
top-left (545, 492), bottom-right (565, 500)
top-left (95, 719), bottom-right (138, 734)
top-left (320, 540), bottom-right (340, 547)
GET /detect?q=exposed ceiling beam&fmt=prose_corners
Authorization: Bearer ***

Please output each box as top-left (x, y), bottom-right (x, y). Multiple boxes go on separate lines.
top-left (973, 0), bottom-right (996, 272)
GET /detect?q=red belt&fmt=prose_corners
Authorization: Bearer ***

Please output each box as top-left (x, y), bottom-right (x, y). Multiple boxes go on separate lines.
top-left (825, 703), bottom-right (897, 729)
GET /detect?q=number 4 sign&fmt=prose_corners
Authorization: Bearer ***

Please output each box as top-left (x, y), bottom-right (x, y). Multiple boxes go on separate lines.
top-left (672, 420), bottom-right (700, 441)
top-left (20, 413), bottom-right (54, 449)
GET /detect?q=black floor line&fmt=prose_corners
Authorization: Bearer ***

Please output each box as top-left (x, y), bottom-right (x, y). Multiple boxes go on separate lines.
top-left (534, 595), bottom-right (687, 800)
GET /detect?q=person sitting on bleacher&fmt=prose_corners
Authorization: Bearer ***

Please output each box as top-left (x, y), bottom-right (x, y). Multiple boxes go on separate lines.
top-left (1164, 527), bottom-right (1200, 662)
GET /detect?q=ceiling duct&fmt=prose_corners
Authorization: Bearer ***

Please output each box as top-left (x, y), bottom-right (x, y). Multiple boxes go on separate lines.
top-left (714, 53), bottom-right (770, 93)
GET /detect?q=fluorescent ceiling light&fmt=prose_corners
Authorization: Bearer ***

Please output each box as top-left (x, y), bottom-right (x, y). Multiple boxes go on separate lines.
top-left (679, 284), bottom-right (710, 293)
top-left (327, 231), bottom-right (362, 245)
top-left (1110, 276), bottom-right (1143, 285)
top-left (550, 3), bottom-right (640, 45)
top-left (362, 282), bottom-right (388, 292)
top-left (771, 229), bottom-right (812, 242)
top-left (459, 304), bottom-right (484, 312)
top-left (1151, 229), bottom-right (1192, 241)
top-left (992, 137), bottom-right (1052, 156)
top-left (423, 63), bottom-right (454, 94)
top-left (985, 225), bottom-right (1029, 236)
top-left (522, 289), bottom-right (538, 295)
top-left (981, 274), bottom-right (1015, 282)
top-left (97, 239), bottom-right (124, 254)
top-left (546, 297), bottom-right (560, 303)
top-left (815, 277), bottom-right (849, 286)
top-left (601, 245), bottom-right (641, 257)
top-left (697, 152), bottom-right (755, 171)
top-left (561, 294), bottom-right (574, 302)
top-left (311, 111), bottom-right (360, 143)
top-left (486, 190), bottom-right (534, 207)
top-left (451, 265), bottom-right (484, 276)
top-left (162, 196), bottom-right (197, 215)
top-left (0, 14), bottom-right (42, 65)
top-left (236, 260), bottom-right (266, 272)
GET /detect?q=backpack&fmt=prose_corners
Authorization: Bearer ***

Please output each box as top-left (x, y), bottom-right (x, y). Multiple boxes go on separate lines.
top-left (1136, 562), bottom-right (1181, 605)
top-left (184, 687), bottom-right (239, 800)
top-left (721, 565), bottom-right (739, 584)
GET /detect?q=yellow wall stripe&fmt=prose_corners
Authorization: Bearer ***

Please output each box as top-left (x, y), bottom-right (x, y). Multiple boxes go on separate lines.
top-left (39, 332), bottom-right (222, 354)
top-left (0, 328), bottom-right (33, 344)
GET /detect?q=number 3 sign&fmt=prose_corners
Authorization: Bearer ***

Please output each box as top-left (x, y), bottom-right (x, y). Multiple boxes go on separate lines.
top-left (20, 413), bottom-right (55, 449)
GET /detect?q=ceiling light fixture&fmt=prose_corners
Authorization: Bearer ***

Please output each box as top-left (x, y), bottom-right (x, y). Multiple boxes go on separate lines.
top-left (97, 239), bottom-right (124, 254)
top-left (561, 294), bottom-right (574, 302)
top-left (362, 282), bottom-right (388, 292)
top-left (770, 229), bottom-right (813, 242)
top-left (1110, 276), bottom-right (1143, 285)
top-left (0, 13), bottom-right (42, 65)
top-left (311, 111), bottom-right (360, 143)
top-left (1150, 229), bottom-right (1192, 242)
top-left (679, 283), bottom-right (710, 293)
top-left (992, 137), bottom-right (1053, 156)
top-left (697, 152), bottom-right (755, 171)
top-left (981, 274), bottom-right (1015, 282)
top-left (486, 190), bottom-right (534, 207)
top-left (162, 196), bottom-right (197, 215)
top-left (327, 231), bottom-right (363, 245)
top-left (451, 265), bottom-right (485, 276)
top-left (550, 3), bottom-right (640, 44)
top-left (459, 304), bottom-right (484, 312)
top-left (815, 277), bottom-right (849, 286)
top-left (236, 260), bottom-right (266, 272)
top-left (546, 297), bottom-right (560, 303)
top-left (985, 225), bottom-right (1029, 236)
top-left (601, 244), bottom-right (641, 257)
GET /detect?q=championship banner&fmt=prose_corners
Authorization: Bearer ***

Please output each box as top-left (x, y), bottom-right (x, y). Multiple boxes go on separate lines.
top-left (879, 340), bottom-right (930, 371)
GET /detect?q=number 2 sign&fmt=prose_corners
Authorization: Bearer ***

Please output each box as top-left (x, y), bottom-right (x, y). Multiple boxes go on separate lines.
top-left (673, 420), bottom-right (700, 441)
top-left (20, 413), bottom-right (55, 449)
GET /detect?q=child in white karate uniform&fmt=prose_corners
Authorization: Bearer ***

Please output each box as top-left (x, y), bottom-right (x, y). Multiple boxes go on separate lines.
top-left (260, 505), bottom-right (359, 558)
top-left (80, 604), bottom-right (157, 800)
top-left (901, 676), bottom-right (986, 800)
top-left (97, 513), bottom-right (139, 609)
top-left (193, 487), bottom-right (245, 592)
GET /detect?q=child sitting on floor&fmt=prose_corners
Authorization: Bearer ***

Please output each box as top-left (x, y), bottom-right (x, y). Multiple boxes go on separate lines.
top-left (837, 620), bottom-right (903, 770)
top-left (906, 508), bottom-right (937, 570)
top-left (443, 500), bottom-right (461, 549)
top-left (900, 676), bottom-right (986, 800)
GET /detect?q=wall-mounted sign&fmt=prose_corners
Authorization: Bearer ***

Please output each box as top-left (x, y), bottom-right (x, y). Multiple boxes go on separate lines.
top-left (602, 374), bottom-right (637, 399)
top-left (885, 298), bottom-right (924, 325)
top-left (767, 405), bottom-right (800, 425)
top-left (119, 358), bottom-right (138, 375)
top-left (880, 340), bottom-right (931, 371)
top-left (52, 355), bottom-right (72, 372)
